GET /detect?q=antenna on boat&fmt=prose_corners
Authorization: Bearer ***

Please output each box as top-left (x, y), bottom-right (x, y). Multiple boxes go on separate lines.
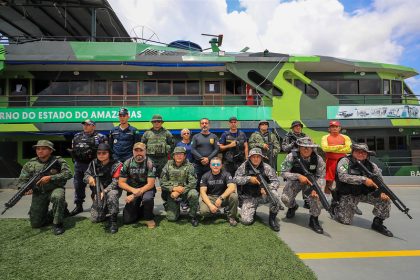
top-left (130, 25), bottom-right (162, 44)
top-left (201, 33), bottom-right (223, 52)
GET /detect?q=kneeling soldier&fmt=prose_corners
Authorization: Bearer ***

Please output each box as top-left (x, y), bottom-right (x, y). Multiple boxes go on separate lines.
top-left (199, 157), bottom-right (238, 226)
top-left (84, 143), bottom-right (122, 233)
top-left (234, 148), bottom-right (281, 231)
top-left (19, 140), bottom-right (72, 235)
top-left (334, 143), bottom-right (393, 237)
top-left (161, 147), bottom-right (199, 226)
top-left (280, 137), bottom-right (326, 234)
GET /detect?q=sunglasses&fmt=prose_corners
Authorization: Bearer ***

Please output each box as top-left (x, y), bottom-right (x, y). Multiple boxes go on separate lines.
top-left (97, 151), bottom-right (108, 155)
top-left (182, 132), bottom-right (190, 135)
top-left (200, 122), bottom-right (209, 124)
top-left (211, 163), bottom-right (221, 167)
top-left (152, 121), bottom-right (162, 123)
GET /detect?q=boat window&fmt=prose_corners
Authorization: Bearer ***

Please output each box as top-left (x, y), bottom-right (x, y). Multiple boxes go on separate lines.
top-left (70, 80), bottom-right (89, 95)
top-left (205, 81), bottom-right (221, 94)
top-left (247, 71), bottom-right (272, 91)
top-left (383, 80), bottom-right (390, 95)
top-left (376, 137), bottom-right (385, 150)
top-left (111, 81), bottom-right (123, 95)
top-left (294, 79), bottom-right (306, 93)
top-left (92, 80), bottom-right (107, 95)
top-left (316, 80), bottom-right (337, 95)
top-left (126, 81), bottom-right (138, 95)
top-left (403, 82), bottom-right (414, 95)
top-left (305, 84), bottom-right (318, 97)
top-left (143, 80), bottom-right (157, 95)
top-left (391, 80), bottom-right (402, 95)
top-left (338, 80), bottom-right (358, 94)
top-left (158, 80), bottom-right (171, 95)
top-left (186, 80), bottom-right (200, 95)
top-left (389, 136), bottom-right (407, 150)
top-left (0, 79), bottom-right (5, 95)
top-left (50, 81), bottom-right (69, 95)
top-left (359, 80), bottom-right (380, 94)
top-left (173, 81), bottom-right (186, 95)
top-left (226, 79), bottom-right (245, 95)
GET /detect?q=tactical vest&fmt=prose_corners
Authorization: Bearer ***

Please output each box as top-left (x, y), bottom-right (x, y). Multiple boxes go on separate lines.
top-left (162, 160), bottom-right (190, 186)
top-left (223, 131), bottom-right (246, 163)
top-left (242, 162), bottom-right (269, 197)
top-left (73, 132), bottom-right (101, 163)
top-left (93, 159), bottom-right (118, 188)
top-left (145, 129), bottom-right (170, 156)
top-left (291, 151), bottom-right (318, 175)
top-left (125, 157), bottom-right (154, 188)
top-left (110, 125), bottom-right (137, 161)
top-left (336, 156), bottom-right (375, 196)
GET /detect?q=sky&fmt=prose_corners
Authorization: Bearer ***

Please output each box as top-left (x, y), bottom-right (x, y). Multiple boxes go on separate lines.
top-left (109, 0), bottom-right (420, 93)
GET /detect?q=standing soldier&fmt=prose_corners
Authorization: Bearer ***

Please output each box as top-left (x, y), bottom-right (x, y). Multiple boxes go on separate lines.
top-left (19, 140), bottom-right (72, 235)
top-left (282, 120), bottom-right (309, 208)
top-left (248, 120), bottom-right (280, 168)
top-left (218, 116), bottom-right (248, 176)
top-left (191, 118), bottom-right (219, 189)
top-left (109, 107), bottom-right (141, 163)
top-left (84, 143), bottom-right (122, 234)
top-left (161, 147), bottom-right (199, 226)
top-left (280, 137), bottom-right (326, 234)
top-left (334, 143), bottom-right (393, 237)
top-left (118, 142), bottom-right (157, 229)
top-left (70, 119), bottom-right (107, 216)
top-left (234, 148), bottom-right (281, 232)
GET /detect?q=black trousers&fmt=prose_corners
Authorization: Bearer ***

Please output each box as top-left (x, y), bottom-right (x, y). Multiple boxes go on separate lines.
top-left (123, 189), bottom-right (155, 224)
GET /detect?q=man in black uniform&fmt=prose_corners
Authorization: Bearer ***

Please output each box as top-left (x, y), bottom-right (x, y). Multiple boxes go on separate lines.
top-left (70, 119), bottom-right (107, 216)
top-left (199, 157), bottom-right (238, 226)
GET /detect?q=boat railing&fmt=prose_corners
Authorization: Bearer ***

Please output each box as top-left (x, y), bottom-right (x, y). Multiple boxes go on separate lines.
top-left (335, 94), bottom-right (420, 105)
top-left (1, 35), bottom-right (166, 44)
top-left (378, 155), bottom-right (420, 176)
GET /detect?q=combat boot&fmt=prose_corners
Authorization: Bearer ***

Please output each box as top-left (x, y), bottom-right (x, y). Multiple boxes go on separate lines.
top-left (109, 214), bottom-right (118, 234)
top-left (52, 224), bottom-right (65, 235)
top-left (371, 217), bottom-right (393, 237)
top-left (191, 216), bottom-right (199, 227)
top-left (309, 215), bottom-right (323, 234)
top-left (268, 212), bottom-right (280, 232)
top-left (286, 204), bottom-right (299, 219)
top-left (70, 203), bottom-right (83, 216)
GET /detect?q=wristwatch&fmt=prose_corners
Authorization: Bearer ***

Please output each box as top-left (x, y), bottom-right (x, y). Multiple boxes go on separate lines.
top-left (218, 196), bottom-right (225, 201)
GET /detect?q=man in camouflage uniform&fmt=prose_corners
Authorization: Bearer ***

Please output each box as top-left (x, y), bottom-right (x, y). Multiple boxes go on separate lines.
top-left (280, 137), bottom-right (326, 234)
top-left (234, 148), bottom-right (281, 231)
top-left (19, 140), bottom-right (72, 235)
top-left (161, 146), bottom-right (199, 226)
top-left (70, 119), bottom-right (107, 216)
top-left (141, 114), bottom-right (173, 177)
top-left (118, 142), bottom-right (157, 229)
top-left (334, 143), bottom-right (393, 237)
top-left (84, 143), bottom-right (122, 234)
top-left (248, 120), bottom-right (280, 168)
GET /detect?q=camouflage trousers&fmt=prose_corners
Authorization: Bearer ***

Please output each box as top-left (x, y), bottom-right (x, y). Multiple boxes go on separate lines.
top-left (90, 189), bottom-right (122, 222)
top-left (29, 188), bottom-right (66, 228)
top-left (199, 193), bottom-right (238, 219)
top-left (240, 190), bottom-right (281, 225)
top-left (167, 189), bottom-right (199, 221)
top-left (334, 193), bottom-right (391, 225)
top-left (149, 156), bottom-right (168, 178)
top-left (281, 182), bottom-right (322, 217)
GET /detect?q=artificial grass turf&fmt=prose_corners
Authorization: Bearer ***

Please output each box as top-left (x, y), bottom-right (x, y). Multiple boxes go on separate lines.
top-left (0, 217), bottom-right (316, 280)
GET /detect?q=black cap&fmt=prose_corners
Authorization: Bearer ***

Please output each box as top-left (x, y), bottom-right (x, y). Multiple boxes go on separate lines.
top-left (118, 108), bottom-right (128, 116)
top-left (229, 116), bottom-right (238, 122)
top-left (97, 143), bottom-right (111, 152)
top-left (290, 120), bottom-right (303, 128)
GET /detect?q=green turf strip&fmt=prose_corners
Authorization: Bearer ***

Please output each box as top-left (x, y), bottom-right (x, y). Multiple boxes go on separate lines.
top-left (0, 217), bottom-right (316, 280)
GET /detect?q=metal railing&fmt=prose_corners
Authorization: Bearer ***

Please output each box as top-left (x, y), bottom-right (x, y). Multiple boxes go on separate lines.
top-left (335, 94), bottom-right (420, 105)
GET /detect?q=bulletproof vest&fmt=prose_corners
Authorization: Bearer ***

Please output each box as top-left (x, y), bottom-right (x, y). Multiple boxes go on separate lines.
top-left (291, 151), bottom-right (318, 175)
top-left (163, 160), bottom-right (190, 186)
top-left (145, 129), bottom-right (170, 156)
top-left (223, 131), bottom-right (246, 162)
top-left (73, 132), bottom-right (100, 163)
top-left (125, 157), bottom-right (153, 188)
top-left (94, 159), bottom-right (117, 188)
top-left (336, 156), bottom-right (375, 196)
top-left (241, 162), bottom-right (269, 197)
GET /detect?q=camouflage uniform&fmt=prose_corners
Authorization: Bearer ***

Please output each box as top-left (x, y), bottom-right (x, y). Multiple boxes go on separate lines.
top-left (248, 131), bottom-right (280, 166)
top-left (281, 131), bottom-right (307, 153)
top-left (334, 156), bottom-right (391, 224)
top-left (280, 152), bottom-right (325, 217)
top-left (18, 156), bottom-right (72, 228)
top-left (83, 159), bottom-right (122, 222)
top-left (160, 159), bottom-right (198, 221)
top-left (141, 127), bottom-right (173, 177)
top-left (234, 160), bottom-right (280, 225)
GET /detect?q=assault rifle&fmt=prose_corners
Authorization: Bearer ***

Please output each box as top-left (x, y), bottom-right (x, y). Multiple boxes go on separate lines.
top-left (91, 160), bottom-right (107, 218)
top-left (247, 160), bottom-right (282, 212)
top-left (355, 160), bottom-right (412, 219)
top-left (1, 158), bottom-right (59, 215)
top-left (294, 153), bottom-right (333, 218)
top-left (267, 129), bottom-right (274, 167)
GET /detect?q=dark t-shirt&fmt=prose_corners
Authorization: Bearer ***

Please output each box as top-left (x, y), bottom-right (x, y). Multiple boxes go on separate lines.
top-left (200, 170), bottom-right (233, 196)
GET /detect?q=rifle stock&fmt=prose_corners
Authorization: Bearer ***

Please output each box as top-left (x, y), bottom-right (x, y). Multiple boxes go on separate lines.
top-left (92, 161), bottom-right (106, 216)
top-left (355, 160), bottom-right (412, 219)
top-left (1, 158), bottom-right (59, 215)
top-left (295, 155), bottom-right (333, 218)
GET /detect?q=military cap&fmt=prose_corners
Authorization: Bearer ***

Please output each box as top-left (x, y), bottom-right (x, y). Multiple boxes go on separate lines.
top-left (97, 143), bottom-right (111, 152)
top-left (258, 120), bottom-right (269, 126)
top-left (329, 120), bottom-right (341, 127)
top-left (33, 140), bottom-right (55, 151)
top-left (118, 107), bottom-right (129, 116)
top-left (296, 137), bottom-right (318, 148)
top-left (81, 119), bottom-right (96, 126)
top-left (290, 120), bottom-right (303, 128)
top-left (249, 148), bottom-right (265, 158)
top-left (133, 142), bottom-right (146, 150)
top-left (151, 114), bottom-right (163, 122)
top-left (351, 143), bottom-right (374, 154)
top-left (173, 146), bottom-right (187, 154)
top-left (229, 116), bottom-right (238, 122)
